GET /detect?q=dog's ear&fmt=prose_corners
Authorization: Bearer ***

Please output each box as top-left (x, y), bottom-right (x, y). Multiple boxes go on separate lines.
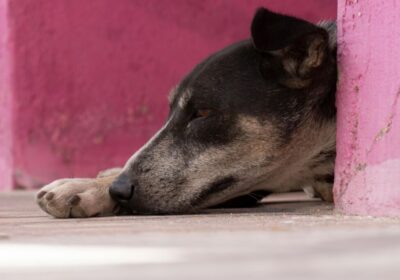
top-left (251, 8), bottom-right (329, 88)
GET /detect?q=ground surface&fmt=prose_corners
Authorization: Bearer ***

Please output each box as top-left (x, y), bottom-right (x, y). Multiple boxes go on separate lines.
top-left (1, 191), bottom-right (400, 280)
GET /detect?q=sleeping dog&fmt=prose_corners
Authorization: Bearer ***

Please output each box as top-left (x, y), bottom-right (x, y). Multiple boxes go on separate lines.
top-left (36, 8), bottom-right (337, 218)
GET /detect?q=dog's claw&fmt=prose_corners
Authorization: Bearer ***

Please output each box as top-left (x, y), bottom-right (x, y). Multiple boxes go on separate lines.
top-left (37, 191), bottom-right (47, 199)
top-left (45, 192), bottom-right (54, 201)
top-left (67, 195), bottom-right (81, 206)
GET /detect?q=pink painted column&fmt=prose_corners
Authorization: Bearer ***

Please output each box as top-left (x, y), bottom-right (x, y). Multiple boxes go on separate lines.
top-left (0, 0), bottom-right (13, 190)
top-left (334, 0), bottom-right (400, 216)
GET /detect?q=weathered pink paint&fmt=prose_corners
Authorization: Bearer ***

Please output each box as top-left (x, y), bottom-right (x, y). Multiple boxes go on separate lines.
top-left (334, 0), bottom-right (400, 216)
top-left (0, 0), bottom-right (336, 190)
top-left (0, 0), bottom-right (13, 190)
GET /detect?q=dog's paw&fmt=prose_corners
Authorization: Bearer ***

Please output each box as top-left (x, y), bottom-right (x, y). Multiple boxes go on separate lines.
top-left (313, 183), bottom-right (333, 202)
top-left (36, 177), bottom-right (117, 218)
top-left (303, 183), bottom-right (333, 202)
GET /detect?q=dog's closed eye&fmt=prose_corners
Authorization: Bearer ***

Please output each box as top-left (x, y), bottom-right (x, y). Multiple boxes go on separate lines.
top-left (187, 109), bottom-right (213, 130)
top-left (191, 109), bottom-right (212, 121)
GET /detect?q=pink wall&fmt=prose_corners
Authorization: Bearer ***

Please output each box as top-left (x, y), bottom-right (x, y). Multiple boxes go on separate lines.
top-left (0, 0), bottom-right (337, 189)
top-left (334, 0), bottom-right (400, 216)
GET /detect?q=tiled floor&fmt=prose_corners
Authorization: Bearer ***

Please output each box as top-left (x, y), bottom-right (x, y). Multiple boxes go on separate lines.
top-left (1, 191), bottom-right (400, 280)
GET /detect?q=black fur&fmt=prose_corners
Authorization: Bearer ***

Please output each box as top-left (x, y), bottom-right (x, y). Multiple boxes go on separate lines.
top-left (110, 7), bottom-right (337, 214)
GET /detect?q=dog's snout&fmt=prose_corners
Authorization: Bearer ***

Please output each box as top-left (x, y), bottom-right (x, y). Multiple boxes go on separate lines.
top-left (109, 174), bottom-right (135, 201)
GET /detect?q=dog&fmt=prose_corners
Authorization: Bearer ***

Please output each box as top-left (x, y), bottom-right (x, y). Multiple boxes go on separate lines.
top-left (36, 8), bottom-right (337, 218)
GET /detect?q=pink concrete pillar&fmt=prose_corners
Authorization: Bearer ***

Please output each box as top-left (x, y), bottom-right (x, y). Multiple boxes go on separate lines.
top-left (334, 0), bottom-right (400, 216)
top-left (0, 0), bottom-right (13, 190)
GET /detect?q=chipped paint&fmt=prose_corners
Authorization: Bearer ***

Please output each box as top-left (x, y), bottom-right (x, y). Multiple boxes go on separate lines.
top-left (334, 1), bottom-right (400, 216)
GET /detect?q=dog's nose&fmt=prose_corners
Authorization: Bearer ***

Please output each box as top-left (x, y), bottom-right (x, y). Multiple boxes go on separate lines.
top-left (109, 173), bottom-right (135, 201)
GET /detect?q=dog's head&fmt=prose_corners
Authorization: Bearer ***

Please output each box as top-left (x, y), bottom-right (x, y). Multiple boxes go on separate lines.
top-left (109, 8), bottom-right (337, 214)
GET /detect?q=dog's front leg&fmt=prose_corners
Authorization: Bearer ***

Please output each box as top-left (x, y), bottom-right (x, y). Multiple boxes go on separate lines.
top-left (36, 168), bottom-right (122, 218)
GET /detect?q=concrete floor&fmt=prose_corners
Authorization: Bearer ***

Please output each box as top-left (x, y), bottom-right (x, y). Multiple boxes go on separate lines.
top-left (1, 191), bottom-right (400, 280)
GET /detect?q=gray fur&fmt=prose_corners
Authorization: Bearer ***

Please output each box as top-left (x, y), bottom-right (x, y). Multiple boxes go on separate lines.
top-left (110, 17), bottom-right (337, 214)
